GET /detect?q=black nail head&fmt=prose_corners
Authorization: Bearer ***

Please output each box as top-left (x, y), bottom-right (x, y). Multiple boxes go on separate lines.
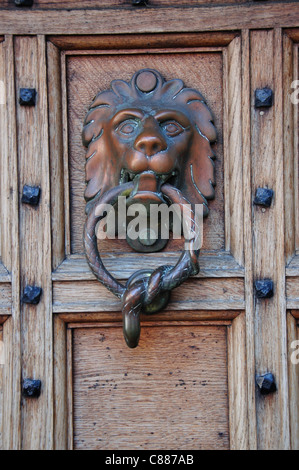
top-left (255, 279), bottom-right (274, 299)
top-left (22, 379), bottom-right (41, 398)
top-left (256, 373), bottom-right (277, 395)
top-left (22, 185), bottom-right (41, 206)
top-left (19, 88), bottom-right (36, 106)
top-left (22, 285), bottom-right (42, 305)
top-left (255, 88), bottom-right (273, 108)
top-left (132, 0), bottom-right (147, 5)
top-left (254, 187), bottom-right (274, 207)
top-left (15, 0), bottom-right (34, 6)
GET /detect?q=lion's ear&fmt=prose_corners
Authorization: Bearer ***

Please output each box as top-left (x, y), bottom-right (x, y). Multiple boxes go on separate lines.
top-left (181, 132), bottom-right (215, 217)
top-left (82, 91), bottom-right (121, 205)
top-left (176, 96), bottom-right (216, 216)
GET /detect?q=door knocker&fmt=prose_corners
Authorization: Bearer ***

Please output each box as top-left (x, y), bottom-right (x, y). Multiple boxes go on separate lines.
top-left (83, 69), bottom-right (216, 348)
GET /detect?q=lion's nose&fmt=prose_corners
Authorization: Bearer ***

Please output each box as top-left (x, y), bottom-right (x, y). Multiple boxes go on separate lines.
top-left (134, 132), bottom-right (167, 157)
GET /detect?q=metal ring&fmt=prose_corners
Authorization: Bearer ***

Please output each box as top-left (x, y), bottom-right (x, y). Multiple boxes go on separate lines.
top-left (84, 183), bottom-right (200, 347)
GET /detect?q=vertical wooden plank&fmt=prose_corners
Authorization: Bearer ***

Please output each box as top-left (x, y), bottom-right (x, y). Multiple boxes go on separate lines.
top-left (53, 315), bottom-right (68, 450)
top-left (0, 39), bottom-right (6, 450)
top-left (14, 35), bottom-right (53, 450)
top-left (61, 52), bottom-right (71, 256)
top-left (67, 327), bottom-right (73, 450)
top-left (287, 312), bottom-right (299, 449)
top-left (250, 29), bottom-right (290, 449)
top-left (0, 327), bottom-right (3, 449)
top-left (283, 34), bottom-right (296, 263)
top-left (294, 45), bottom-right (299, 253)
top-left (222, 47), bottom-right (231, 253)
top-left (225, 36), bottom-right (249, 448)
top-left (0, 38), bottom-right (11, 273)
top-left (224, 35), bottom-right (244, 265)
top-left (273, 27), bottom-right (290, 449)
top-left (2, 35), bottom-right (21, 451)
top-left (242, 29), bottom-right (257, 450)
top-left (47, 41), bottom-right (65, 271)
top-left (227, 312), bottom-right (249, 449)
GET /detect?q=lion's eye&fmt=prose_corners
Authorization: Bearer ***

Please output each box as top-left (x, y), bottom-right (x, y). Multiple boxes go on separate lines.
top-left (116, 120), bottom-right (139, 136)
top-left (161, 121), bottom-right (184, 137)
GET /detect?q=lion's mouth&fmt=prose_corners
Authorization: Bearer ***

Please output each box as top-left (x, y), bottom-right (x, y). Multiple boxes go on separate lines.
top-left (120, 169), bottom-right (179, 193)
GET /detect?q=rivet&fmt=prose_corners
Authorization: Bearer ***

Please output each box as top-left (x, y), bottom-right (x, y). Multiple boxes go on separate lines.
top-left (21, 185), bottom-right (41, 206)
top-left (22, 379), bottom-right (41, 398)
top-left (254, 279), bottom-right (274, 299)
top-left (254, 187), bottom-right (274, 208)
top-left (256, 373), bottom-right (277, 395)
top-left (22, 285), bottom-right (42, 305)
top-left (255, 88), bottom-right (273, 108)
top-left (15, 0), bottom-right (34, 6)
top-left (19, 88), bottom-right (36, 106)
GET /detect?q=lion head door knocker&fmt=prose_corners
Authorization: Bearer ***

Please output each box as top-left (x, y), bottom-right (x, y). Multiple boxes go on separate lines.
top-left (82, 69), bottom-right (216, 348)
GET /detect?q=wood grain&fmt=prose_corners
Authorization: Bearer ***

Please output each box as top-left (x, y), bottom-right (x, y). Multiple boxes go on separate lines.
top-left (223, 35), bottom-right (243, 264)
top-left (250, 29), bottom-right (289, 449)
top-left (294, 44), bottom-right (299, 253)
top-left (0, 283), bottom-right (11, 315)
top-left (286, 278), bottom-right (299, 309)
top-left (0, 3), bottom-right (296, 451)
top-left (0, 327), bottom-right (3, 450)
top-left (58, 311), bottom-right (241, 325)
top-left (53, 277), bottom-right (245, 314)
top-left (72, 324), bottom-right (230, 450)
top-left (283, 32), bottom-right (296, 263)
top-left (2, 35), bottom-right (21, 450)
top-left (15, 36), bottom-right (53, 450)
top-left (241, 29), bottom-right (257, 450)
top-left (53, 315), bottom-right (68, 450)
top-left (47, 41), bottom-right (65, 271)
top-left (67, 328), bottom-right (73, 450)
top-left (0, 39), bottom-right (11, 271)
top-left (286, 254), bottom-right (299, 277)
top-left (49, 32), bottom-right (237, 51)
top-left (227, 312), bottom-right (248, 449)
top-left (287, 312), bottom-right (299, 450)
top-left (52, 252), bottom-right (245, 281)
top-left (0, 3), bottom-right (298, 35)
top-left (0, 264), bottom-right (10, 283)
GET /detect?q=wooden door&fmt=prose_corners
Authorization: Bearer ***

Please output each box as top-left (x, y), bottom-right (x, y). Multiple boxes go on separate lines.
top-left (0, 1), bottom-right (298, 450)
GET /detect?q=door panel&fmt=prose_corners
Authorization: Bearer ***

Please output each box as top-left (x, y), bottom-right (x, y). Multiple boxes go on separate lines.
top-left (72, 323), bottom-right (229, 450)
top-left (49, 33), bottom-right (244, 310)
top-left (47, 34), bottom-right (247, 449)
top-left (66, 50), bottom-right (224, 254)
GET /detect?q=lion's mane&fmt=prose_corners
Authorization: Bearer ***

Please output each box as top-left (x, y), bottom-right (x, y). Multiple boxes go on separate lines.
top-left (82, 69), bottom-right (216, 215)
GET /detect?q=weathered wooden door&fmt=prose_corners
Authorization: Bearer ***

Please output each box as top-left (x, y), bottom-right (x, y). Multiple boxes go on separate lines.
top-left (0, 0), bottom-right (298, 451)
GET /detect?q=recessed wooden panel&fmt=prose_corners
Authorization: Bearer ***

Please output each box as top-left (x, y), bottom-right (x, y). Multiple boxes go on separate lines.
top-left (72, 324), bottom-right (229, 450)
top-left (66, 51), bottom-right (224, 254)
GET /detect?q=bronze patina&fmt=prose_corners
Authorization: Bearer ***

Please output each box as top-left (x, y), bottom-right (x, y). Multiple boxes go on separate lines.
top-left (82, 69), bottom-right (216, 348)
